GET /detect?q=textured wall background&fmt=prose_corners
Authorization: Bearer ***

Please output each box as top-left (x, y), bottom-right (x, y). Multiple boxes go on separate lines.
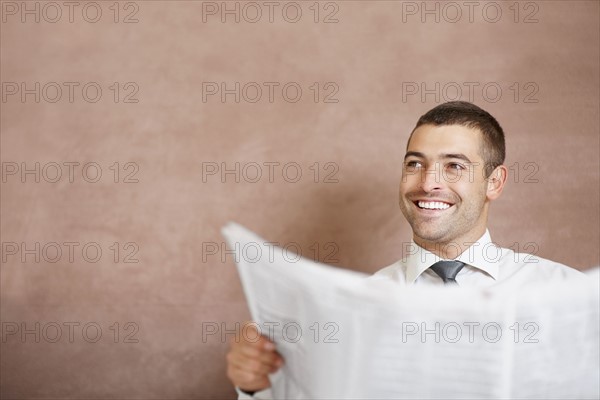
top-left (1, 1), bottom-right (599, 398)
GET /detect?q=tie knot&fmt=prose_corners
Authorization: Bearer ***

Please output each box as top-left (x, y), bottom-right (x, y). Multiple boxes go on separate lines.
top-left (429, 261), bottom-right (465, 285)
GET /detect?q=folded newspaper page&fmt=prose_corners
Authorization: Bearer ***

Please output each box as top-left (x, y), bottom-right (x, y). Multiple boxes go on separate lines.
top-left (222, 222), bottom-right (599, 399)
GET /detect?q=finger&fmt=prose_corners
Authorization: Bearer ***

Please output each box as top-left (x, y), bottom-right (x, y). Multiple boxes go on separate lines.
top-left (233, 331), bottom-right (278, 358)
top-left (227, 349), bottom-right (279, 375)
top-left (227, 364), bottom-right (271, 390)
top-left (239, 325), bottom-right (276, 349)
top-left (228, 362), bottom-right (272, 390)
top-left (241, 346), bottom-right (284, 368)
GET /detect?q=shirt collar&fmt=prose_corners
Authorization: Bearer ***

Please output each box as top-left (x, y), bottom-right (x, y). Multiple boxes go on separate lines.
top-left (405, 230), bottom-right (500, 284)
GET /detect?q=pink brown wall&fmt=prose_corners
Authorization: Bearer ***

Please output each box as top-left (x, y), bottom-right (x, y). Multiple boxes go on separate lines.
top-left (1, 1), bottom-right (598, 398)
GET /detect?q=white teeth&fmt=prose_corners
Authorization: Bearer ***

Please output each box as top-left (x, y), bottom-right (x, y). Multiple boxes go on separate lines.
top-left (418, 201), bottom-right (451, 210)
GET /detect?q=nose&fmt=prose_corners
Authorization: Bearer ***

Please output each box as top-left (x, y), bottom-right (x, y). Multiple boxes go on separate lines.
top-left (420, 164), bottom-right (443, 192)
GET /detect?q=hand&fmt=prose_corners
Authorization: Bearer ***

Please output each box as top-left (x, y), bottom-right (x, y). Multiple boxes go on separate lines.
top-left (226, 322), bottom-right (284, 392)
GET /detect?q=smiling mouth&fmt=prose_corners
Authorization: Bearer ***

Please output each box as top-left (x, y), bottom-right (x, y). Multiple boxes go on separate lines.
top-left (414, 200), bottom-right (453, 210)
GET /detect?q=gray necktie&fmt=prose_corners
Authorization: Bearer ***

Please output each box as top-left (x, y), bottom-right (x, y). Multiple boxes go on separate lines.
top-left (429, 261), bottom-right (465, 285)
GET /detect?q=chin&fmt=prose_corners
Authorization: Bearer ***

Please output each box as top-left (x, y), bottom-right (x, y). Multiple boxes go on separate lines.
top-left (412, 225), bottom-right (452, 243)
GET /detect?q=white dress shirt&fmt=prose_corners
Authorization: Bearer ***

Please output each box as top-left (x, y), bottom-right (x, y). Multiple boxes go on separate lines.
top-left (371, 229), bottom-right (585, 288)
top-left (236, 230), bottom-right (587, 399)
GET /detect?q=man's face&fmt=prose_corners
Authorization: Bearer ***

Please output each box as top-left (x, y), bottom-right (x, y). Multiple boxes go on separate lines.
top-left (399, 124), bottom-right (494, 248)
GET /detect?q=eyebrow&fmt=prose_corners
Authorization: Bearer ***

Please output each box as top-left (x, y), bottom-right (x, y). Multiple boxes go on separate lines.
top-left (404, 151), bottom-right (473, 163)
top-left (404, 151), bottom-right (425, 160)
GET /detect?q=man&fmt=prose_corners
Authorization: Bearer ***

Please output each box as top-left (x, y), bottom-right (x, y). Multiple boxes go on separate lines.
top-left (226, 101), bottom-right (585, 398)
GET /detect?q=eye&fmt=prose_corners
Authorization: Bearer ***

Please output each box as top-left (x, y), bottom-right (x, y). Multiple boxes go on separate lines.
top-left (405, 160), bottom-right (423, 168)
top-left (446, 162), bottom-right (465, 171)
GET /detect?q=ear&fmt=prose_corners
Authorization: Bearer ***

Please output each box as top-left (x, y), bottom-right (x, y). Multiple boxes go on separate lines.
top-left (486, 165), bottom-right (507, 201)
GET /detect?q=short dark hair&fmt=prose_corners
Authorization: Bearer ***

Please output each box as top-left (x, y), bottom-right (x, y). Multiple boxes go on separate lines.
top-left (409, 101), bottom-right (506, 177)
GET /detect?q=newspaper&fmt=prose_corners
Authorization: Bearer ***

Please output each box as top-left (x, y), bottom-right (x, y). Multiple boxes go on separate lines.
top-left (222, 222), bottom-right (600, 399)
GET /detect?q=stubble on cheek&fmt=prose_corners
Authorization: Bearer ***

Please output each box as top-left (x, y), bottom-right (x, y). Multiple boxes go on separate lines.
top-left (411, 209), bottom-right (454, 242)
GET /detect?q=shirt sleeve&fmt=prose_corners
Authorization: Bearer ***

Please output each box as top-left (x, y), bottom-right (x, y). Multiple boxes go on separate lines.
top-left (235, 387), bottom-right (273, 400)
